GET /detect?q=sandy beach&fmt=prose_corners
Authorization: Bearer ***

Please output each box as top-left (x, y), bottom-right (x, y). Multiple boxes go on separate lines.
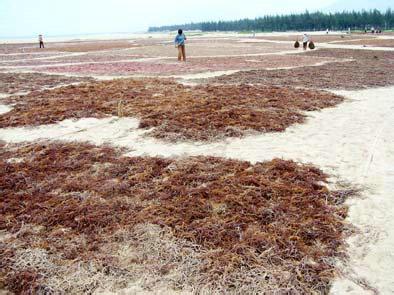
top-left (1, 32), bottom-right (393, 294)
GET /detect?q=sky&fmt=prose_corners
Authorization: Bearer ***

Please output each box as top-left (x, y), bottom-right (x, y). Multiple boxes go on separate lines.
top-left (0, 0), bottom-right (393, 37)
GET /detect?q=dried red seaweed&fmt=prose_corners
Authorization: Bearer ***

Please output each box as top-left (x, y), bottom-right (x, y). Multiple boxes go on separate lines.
top-left (3, 270), bottom-right (41, 294)
top-left (0, 72), bottom-right (93, 94)
top-left (0, 78), bottom-right (343, 141)
top-left (0, 142), bottom-right (356, 294)
top-left (35, 54), bottom-right (331, 76)
top-left (205, 49), bottom-right (394, 90)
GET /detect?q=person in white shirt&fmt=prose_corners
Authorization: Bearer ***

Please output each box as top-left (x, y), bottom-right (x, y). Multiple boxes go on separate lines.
top-left (39, 34), bottom-right (44, 48)
top-left (302, 34), bottom-right (309, 50)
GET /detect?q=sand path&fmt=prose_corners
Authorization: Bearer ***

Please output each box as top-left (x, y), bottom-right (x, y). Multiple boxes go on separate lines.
top-left (0, 85), bottom-right (393, 294)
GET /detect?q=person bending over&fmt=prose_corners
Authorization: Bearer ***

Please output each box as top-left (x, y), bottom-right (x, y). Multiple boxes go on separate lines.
top-left (175, 29), bottom-right (187, 61)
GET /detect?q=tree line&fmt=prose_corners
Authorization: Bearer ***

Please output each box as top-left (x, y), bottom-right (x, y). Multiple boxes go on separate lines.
top-left (148, 9), bottom-right (394, 32)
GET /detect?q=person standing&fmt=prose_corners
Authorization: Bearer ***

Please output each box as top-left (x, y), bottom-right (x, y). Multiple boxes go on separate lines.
top-left (302, 33), bottom-right (310, 50)
top-left (39, 34), bottom-right (44, 48)
top-left (175, 29), bottom-right (187, 62)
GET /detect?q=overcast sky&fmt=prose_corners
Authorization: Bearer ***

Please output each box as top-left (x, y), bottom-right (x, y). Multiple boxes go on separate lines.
top-left (0, 0), bottom-right (392, 37)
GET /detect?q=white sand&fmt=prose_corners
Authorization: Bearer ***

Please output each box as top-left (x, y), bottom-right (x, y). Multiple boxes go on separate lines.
top-left (0, 93), bottom-right (11, 99)
top-left (0, 117), bottom-right (142, 146)
top-left (172, 70), bottom-right (241, 80)
top-left (0, 105), bottom-right (11, 115)
top-left (0, 93), bottom-right (12, 115)
top-left (0, 87), bottom-right (393, 292)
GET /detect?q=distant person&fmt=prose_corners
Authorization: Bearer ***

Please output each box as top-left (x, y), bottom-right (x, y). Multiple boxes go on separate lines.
top-left (175, 29), bottom-right (187, 62)
top-left (39, 34), bottom-right (44, 48)
top-left (302, 34), bottom-right (310, 50)
top-left (326, 28), bottom-right (329, 34)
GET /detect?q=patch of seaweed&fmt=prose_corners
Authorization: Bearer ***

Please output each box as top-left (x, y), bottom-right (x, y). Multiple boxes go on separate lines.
top-left (206, 49), bottom-right (394, 90)
top-left (35, 54), bottom-right (332, 76)
top-left (0, 142), bottom-right (356, 294)
top-left (0, 72), bottom-right (94, 94)
top-left (4, 269), bottom-right (41, 294)
top-left (44, 41), bottom-right (140, 52)
top-left (0, 78), bottom-right (343, 141)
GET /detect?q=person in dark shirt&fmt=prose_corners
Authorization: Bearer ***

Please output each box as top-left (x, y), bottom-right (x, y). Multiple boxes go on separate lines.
top-left (39, 34), bottom-right (45, 48)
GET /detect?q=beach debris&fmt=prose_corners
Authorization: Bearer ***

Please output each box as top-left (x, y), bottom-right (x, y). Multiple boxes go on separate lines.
top-left (117, 100), bottom-right (124, 117)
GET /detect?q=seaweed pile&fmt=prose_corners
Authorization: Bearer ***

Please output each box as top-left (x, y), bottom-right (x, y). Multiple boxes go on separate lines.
top-left (36, 54), bottom-right (330, 76)
top-left (0, 40), bottom-right (146, 55)
top-left (206, 49), bottom-right (394, 90)
top-left (0, 53), bottom-right (64, 61)
top-left (305, 48), bottom-right (394, 60)
top-left (0, 44), bottom-right (43, 54)
top-left (38, 61), bottom-right (193, 76)
top-left (335, 38), bottom-right (394, 48)
top-left (0, 142), bottom-right (354, 294)
top-left (0, 78), bottom-right (343, 141)
top-left (39, 41), bottom-right (139, 53)
top-left (0, 72), bottom-right (94, 94)
top-left (0, 57), bottom-right (133, 68)
top-left (118, 41), bottom-right (289, 58)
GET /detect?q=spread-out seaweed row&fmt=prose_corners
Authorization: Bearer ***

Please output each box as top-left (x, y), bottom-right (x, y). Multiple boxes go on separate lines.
top-left (0, 142), bottom-right (356, 294)
top-left (0, 78), bottom-right (343, 141)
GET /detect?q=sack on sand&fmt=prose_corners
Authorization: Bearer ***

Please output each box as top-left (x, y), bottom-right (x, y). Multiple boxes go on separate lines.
top-left (309, 41), bottom-right (315, 50)
top-left (294, 41), bottom-right (300, 48)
